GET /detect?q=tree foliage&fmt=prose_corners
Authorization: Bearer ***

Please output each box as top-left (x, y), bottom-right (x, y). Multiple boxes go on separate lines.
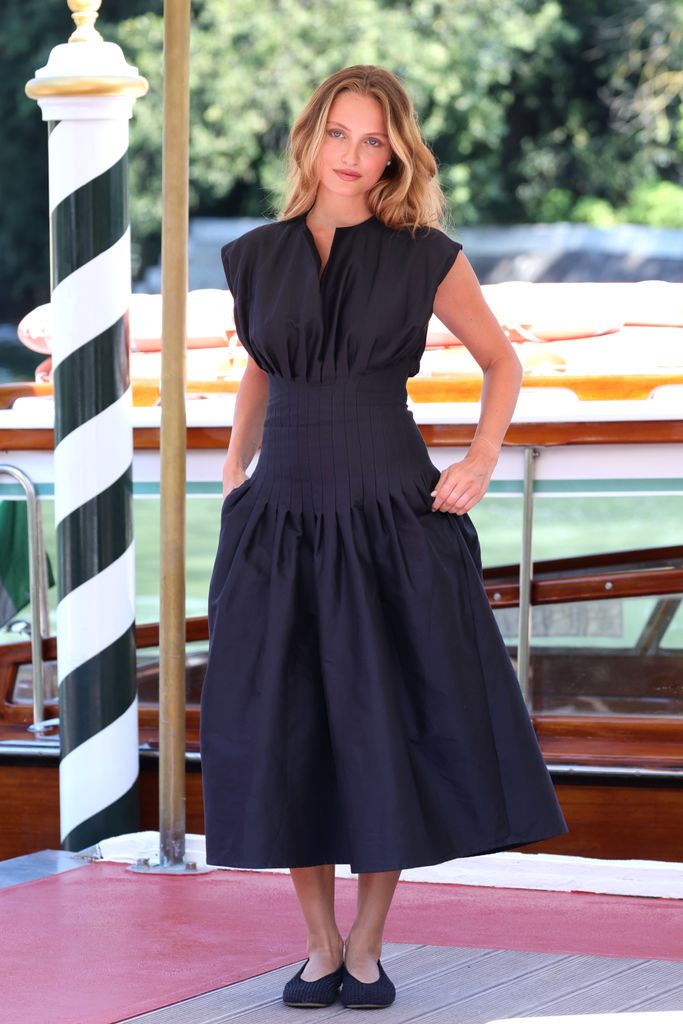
top-left (1, 0), bottom-right (681, 320)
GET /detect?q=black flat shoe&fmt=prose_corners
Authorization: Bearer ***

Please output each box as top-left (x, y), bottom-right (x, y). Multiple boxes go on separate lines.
top-left (282, 958), bottom-right (344, 1008)
top-left (341, 959), bottom-right (396, 1009)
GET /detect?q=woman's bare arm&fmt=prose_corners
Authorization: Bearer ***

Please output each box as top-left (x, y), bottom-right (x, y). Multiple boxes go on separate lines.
top-left (223, 354), bottom-right (269, 497)
top-left (430, 252), bottom-right (523, 515)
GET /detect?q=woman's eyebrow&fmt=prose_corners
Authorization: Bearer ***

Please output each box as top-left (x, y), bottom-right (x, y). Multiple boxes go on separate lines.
top-left (327, 120), bottom-right (388, 137)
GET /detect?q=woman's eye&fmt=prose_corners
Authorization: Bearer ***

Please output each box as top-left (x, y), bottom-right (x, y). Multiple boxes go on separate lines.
top-left (327, 129), bottom-right (382, 146)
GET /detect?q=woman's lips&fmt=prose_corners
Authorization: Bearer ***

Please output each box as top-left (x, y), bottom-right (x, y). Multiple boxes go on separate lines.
top-left (334, 169), bottom-right (361, 180)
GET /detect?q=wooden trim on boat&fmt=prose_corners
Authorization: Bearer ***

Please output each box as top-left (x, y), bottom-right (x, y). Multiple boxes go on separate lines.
top-left (0, 618), bottom-right (209, 728)
top-left (3, 709), bottom-right (681, 772)
top-left (409, 373), bottom-right (683, 403)
top-left (483, 567), bottom-right (683, 608)
top-left (485, 545), bottom-right (683, 581)
top-left (2, 420), bottom-right (683, 452)
top-left (535, 715), bottom-right (683, 771)
top-left (0, 380), bottom-right (164, 409)
top-left (483, 547), bottom-right (683, 605)
top-left (422, 420), bottom-right (683, 447)
top-left (4, 371), bottom-right (683, 409)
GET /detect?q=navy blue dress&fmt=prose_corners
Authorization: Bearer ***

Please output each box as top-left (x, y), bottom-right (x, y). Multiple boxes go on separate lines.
top-left (200, 210), bottom-right (569, 873)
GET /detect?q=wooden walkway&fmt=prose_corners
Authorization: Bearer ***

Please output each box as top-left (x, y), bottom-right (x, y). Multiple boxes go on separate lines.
top-left (119, 941), bottom-right (683, 1023)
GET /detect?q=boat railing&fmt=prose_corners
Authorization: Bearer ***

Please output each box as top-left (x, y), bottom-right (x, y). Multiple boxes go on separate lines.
top-left (517, 447), bottom-right (537, 702)
top-left (1, 541), bottom-right (681, 778)
top-left (0, 464), bottom-right (53, 735)
top-left (1, 417), bottom-right (681, 760)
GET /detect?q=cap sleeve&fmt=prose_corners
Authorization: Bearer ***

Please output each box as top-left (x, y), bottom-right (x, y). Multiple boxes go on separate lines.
top-left (220, 237), bottom-right (253, 357)
top-left (220, 238), bottom-right (239, 299)
top-left (428, 228), bottom-right (463, 297)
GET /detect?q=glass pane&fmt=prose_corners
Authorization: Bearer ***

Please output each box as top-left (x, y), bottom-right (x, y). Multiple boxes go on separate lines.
top-left (494, 594), bottom-right (683, 716)
top-left (10, 640), bottom-right (210, 707)
top-left (0, 495), bottom-right (224, 644)
top-left (136, 638), bottom-right (209, 706)
top-left (471, 494), bottom-right (683, 570)
top-left (661, 600), bottom-right (683, 650)
top-left (532, 495), bottom-right (683, 563)
top-left (469, 496), bottom-right (523, 567)
top-left (137, 496), bottom-right (222, 624)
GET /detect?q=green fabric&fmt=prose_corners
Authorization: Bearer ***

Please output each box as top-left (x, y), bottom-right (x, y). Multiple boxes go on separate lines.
top-left (0, 501), bottom-right (55, 628)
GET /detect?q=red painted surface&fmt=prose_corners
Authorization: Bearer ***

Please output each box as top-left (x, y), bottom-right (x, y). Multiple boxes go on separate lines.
top-left (3, 861), bottom-right (682, 1024)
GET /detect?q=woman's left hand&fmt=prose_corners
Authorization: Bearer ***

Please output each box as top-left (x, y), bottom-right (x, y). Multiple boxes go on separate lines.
top-left (430, 443), bottom-right (499, 515)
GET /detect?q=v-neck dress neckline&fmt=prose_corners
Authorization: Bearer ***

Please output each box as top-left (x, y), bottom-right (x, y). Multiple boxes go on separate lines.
top-left (298, 211), bottom-right (377, 284)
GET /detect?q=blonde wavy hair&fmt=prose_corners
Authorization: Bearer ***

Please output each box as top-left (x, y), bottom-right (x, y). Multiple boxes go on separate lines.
top-left (276, 65), bottom-right (451, 237)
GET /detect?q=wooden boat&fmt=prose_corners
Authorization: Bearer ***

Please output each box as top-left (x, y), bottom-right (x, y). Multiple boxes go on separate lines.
top-left (2, 281), bottom-right (683, 862)
top-left (6, 278), bottom-right (683, 407)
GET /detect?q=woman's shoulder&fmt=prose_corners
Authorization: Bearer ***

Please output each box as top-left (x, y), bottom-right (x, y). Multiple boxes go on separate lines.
top-left (376, 215), bottom-right (458, 243)
top-left (388, 220), bottom-right (460, 244)
top-left (220, 221), bottom-right (297, 291)
top-left (378, 221), bottom-right (463, 299)
top-left (382, 220), bottom-right (463, 265)
top-left (220, 219), bottom-right (289, 262)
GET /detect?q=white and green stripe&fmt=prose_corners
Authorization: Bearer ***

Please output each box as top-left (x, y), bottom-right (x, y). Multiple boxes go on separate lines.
top-left (47, 112), bottom-right (138, 851)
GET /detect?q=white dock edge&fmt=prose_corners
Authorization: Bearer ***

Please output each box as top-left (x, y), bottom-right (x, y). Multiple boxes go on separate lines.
top-left (80, 831), bottom-right (683, 900)
top-left (486, 1015), bottom-right (683, 1023)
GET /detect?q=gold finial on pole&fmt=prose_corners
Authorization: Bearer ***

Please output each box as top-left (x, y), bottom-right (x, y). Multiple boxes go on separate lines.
top-left (66, 0), bottom-right (103, 43)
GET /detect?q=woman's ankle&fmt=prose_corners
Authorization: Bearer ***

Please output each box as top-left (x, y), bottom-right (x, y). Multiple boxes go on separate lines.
top-left (344, 926), bottom-right (382, 961)
top-left (306, 931), bottom-right (344, 957)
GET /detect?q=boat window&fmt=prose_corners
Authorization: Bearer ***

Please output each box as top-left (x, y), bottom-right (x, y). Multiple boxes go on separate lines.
top-left (494, 594), bottom-right (683, 716)
top-left (136, 640), bottom-right (209, 706)
top-left (9, 641), bottom-right (210, 707)
top-left (3, 493), bottom-right (681, 721)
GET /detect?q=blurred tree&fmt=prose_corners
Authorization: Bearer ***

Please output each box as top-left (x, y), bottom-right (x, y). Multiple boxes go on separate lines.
top-left (512, 0), bottom-right (683, 220)
top-left (0, 0), bottom-right (160, 321)
top-left (109, 0), bottom-right (567, 259)
top-left (0, 1), bottom-right (69, 322)
top-left (593, 0), bottom-right (682, 155)
top-left (1, 0), bottom-right (681, 322)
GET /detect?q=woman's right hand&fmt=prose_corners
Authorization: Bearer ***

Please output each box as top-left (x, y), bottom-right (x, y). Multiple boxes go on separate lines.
top-left (222, 471), bottom-right (249, 500)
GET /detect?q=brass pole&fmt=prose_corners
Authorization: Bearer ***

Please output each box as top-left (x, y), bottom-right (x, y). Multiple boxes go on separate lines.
top-left (158, 0), bottom-right (191, 865)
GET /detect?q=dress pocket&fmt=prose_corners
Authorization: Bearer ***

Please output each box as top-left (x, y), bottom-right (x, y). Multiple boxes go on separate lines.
top-left (221, 476), bottom-right (252, 515)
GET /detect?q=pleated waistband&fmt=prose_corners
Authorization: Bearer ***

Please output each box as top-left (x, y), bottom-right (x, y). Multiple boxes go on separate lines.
top-left (265, 365), bottom-right (411, 416)
top-left (253, 367), bottom-right (435, 511)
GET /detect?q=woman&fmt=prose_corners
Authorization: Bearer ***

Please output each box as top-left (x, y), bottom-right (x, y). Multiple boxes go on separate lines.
top-left (200, 64), bottom-right (568, 1010)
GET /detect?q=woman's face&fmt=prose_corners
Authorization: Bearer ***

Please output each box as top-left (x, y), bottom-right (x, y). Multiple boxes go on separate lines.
top-left (316, 92), bottom-right (391, 198)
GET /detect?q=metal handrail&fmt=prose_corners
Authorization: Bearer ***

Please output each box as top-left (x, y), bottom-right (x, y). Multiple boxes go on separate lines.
top-left (516, 447), bottom-right (539, 706)
top-left (0, 465), bottom-right (51, 734)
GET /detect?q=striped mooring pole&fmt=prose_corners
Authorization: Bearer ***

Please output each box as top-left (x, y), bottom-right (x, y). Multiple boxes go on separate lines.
top-left (25, 1), bottom-right (148, 851)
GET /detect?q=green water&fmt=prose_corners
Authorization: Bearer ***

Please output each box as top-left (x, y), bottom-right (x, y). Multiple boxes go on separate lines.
top-left (470, 494), bottom-right (683, 566)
